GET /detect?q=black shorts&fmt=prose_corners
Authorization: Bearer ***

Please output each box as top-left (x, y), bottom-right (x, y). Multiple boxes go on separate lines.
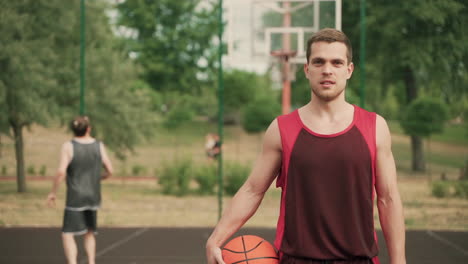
top-left (62, 209), bottom-right (97, 235)
top-left (280, 254), bottom-right (375, 264)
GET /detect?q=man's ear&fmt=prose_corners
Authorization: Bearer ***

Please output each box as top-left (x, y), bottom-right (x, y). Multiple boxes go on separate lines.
top-left (303, 63), bottom-right (309, 79)
top-left (347, 62), bottom-right (354, 79)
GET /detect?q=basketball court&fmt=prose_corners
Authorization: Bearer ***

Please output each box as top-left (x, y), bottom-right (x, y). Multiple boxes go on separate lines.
top-left (1, 1), bottom-right (466, 264)
top-left (1, 227), bottom-right (467, 263)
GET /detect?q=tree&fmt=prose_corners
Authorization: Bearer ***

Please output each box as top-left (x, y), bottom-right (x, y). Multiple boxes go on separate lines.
top-left (373, 0), bottom-right (467, 171)
top-left (0, 0), bottom-right (155, 192)
top-left (223, 69), bottom-right (275, 123)
top-left (341, 0), bottom-right (468, 171)
top-left (0, 0), bottom-right (73, 192)
top-left (400, 98), bottom-right (450, 170)
top-left (242, 96), bottom-right (281, 133)
top-left (116, 0), bottom-right (219, 97)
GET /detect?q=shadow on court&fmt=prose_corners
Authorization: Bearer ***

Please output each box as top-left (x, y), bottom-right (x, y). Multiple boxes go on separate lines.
top-left (1, 227), bottom-right (467, 264)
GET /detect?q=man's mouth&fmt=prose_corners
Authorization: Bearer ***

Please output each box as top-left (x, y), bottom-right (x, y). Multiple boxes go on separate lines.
top-left (320, 80), bottom-right (335, 86)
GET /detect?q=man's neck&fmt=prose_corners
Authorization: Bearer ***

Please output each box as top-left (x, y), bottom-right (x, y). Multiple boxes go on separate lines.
top-left (74, 134), bottom-right (94, 142)
top-left (305, 98), bottom-right (352, 119)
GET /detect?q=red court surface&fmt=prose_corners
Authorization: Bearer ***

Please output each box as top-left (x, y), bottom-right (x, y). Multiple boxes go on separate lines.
top-left (0, 227), bottom-right (467, 263)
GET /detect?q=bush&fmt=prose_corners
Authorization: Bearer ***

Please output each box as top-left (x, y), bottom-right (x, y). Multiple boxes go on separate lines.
top-left (431, 181), bottom-right (451, 198)
top-left (1, 165), bottom-right (7, 176)
top-left (454, 181), bottom-right (468, 199)
top-left (158, 158), bottom-right (193, 196)
top-left (39, 165), bottom-right (47, 177)
top-left (27, 165), bottom-right (36, 176)
top-left (163, 105), bottom-right (194, 130)
top-left (400, 98), bottom-right (449, 138)
top-left (224, 162), bottom-right (251, 196)
top-left (131, 164), bottom-right (147, 176)
top-left (194, 165), bottom-right (218, 195)
top-left (241, 96), bottom-right (280, 133)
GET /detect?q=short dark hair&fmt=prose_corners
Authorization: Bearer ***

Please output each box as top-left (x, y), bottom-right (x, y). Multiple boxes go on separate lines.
top-left (306, 28), bottom-right (353, 64)
top-left (70, 116), bottom-right (90, 137)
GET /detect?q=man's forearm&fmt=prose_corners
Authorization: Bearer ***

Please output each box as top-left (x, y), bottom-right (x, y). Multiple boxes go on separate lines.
top-left (207, 186), bottom-right (265, 248)
top-left (378, 194), bottom-right (406, 264)
top-left (50, 172), bottom-right (65, 194)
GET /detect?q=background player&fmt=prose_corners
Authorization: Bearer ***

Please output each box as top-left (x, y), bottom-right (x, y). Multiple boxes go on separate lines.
top-left (47, 116), bottom-right (113, 264)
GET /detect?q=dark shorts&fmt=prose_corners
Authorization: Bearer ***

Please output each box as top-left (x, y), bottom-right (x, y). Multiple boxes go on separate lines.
top-left (280, 254), bottom-right (375, 264)
top-left (62, 209), bottom-right (97, 235)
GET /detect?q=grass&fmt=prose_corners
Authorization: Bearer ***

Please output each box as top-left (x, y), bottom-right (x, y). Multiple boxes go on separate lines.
top-left (0, 120), bottom-right (467, 229)
top-left (388, 120), bottom-right (468, 146)
top-left (392, 142), bottom-right (466, 170)
top-left (1, 176), bottom-right (468, 230)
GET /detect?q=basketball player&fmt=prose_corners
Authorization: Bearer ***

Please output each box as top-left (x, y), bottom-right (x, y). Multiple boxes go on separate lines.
top-left (206, 28), bottom-right (406, 264)
top-left (47, 116), bottom-right (113, 264)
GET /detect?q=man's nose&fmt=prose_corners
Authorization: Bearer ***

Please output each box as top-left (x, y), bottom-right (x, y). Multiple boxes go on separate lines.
top-left (322, 63), bottom-right (332, 75)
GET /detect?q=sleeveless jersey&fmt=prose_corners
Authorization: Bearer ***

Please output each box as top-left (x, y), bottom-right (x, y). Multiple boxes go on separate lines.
top-left (65, 140), bottom-right (102, 211)
top-left (275, 105), bottom-right (380, 263)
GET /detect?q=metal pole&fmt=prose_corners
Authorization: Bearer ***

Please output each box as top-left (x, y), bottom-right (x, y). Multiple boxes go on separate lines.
top-left (359, 0), bottom-right (366, 108)
top-left (80, 0), bottom-right (86, 115)
top-left (217, 0), bottom-right (224, 221)
top-left (282, 2), bottom-right (291, 114)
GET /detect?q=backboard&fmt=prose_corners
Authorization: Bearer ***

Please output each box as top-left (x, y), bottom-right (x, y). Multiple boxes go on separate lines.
top-left (225, 0), bottom-right (342, 72)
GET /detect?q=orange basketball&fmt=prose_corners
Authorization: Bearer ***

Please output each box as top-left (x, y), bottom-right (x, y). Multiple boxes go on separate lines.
top-left (222, 235), bottom-right (279, 264)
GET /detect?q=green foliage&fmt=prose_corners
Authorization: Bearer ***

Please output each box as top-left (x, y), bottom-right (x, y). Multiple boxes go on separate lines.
top-left (194, 164), bottom-right (218, 195)
top-left (342, 0), bottom-right (468, 119)
top-left (377, 88), bottom-right (400, 120)
top-left (463, 104), bottom-right (468, 137)
top-left (224, 162), bottom-right (251, 196)
top-left (116, 0), bottom-right (219, 95)
top-left (158, 158), bottom-right (193, 196)
top-left (39, 165), bottom-right (47, 177)
top-left (163, 104), bottom-right (195, 130)
top-left (291, 69), bottom-right (311, 107)
top-left (454, 181), bottom-right (468, 199)
top-left (431, 181), bottom-right (451, 198)
top-left (431, 180), bottom-right (468, 200)
top-left (400, 97), bottom-right (449, 138)
top-left (241, 96), bottom-right (281, 133)
top-left (0, 1), bottom-right (157, 191)
top-left (131, 165), bottom-right (147, 176)
top-left (27, 165), bottom-right (36, 176)
top-left (1, 166), bottom-right (7, 176)
top-left (223, 70), bottom-right (275, 120)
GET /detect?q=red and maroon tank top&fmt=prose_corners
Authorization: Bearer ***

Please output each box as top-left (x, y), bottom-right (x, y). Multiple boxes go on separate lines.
top-left (275, 105), bottom-right (380, 263)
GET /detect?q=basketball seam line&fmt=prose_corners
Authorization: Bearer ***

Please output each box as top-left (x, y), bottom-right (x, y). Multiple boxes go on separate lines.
top-left (230, 256), bottom-right (280, 264)
top-left (223, 240), bottom-right (265, 254)
top-left (241, 236), bottom-right (249, 264)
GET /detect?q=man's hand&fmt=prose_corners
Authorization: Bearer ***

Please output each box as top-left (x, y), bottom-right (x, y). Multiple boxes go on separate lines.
top-left (46, 193), bottom-right (56, 208)
top-left (101, 172), bottom-right (110, 180)
top-left (206, 244), bottom-right (225, 264)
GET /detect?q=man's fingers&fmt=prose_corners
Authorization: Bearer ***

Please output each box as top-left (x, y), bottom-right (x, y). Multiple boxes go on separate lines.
top-left (213, 247), bottom-right (225, 264)
top-left (215, 255), bottom-right (226, 264)
top-left (46, 195), bottom-right (56, 208)
top-left (207, 246), bottom-right (225, 264)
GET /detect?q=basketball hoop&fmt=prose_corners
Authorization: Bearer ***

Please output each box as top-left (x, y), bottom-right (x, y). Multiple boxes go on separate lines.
top-left (270, 49), bottom-right (297, 82)
top-left (270, 49), bottom-right (297, 62)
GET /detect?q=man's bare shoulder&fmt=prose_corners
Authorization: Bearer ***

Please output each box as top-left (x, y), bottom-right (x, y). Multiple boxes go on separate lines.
top-left (61, 141), bottom-right (72, 151)
top-left (263, 118), bottom-right (282, 151)
top-left (376, 114), bottom-right (391, 147)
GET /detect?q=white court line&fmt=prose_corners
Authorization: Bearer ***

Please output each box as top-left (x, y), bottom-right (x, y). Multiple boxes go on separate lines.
top-left (78, 228), bottom-right (149, 264)
top-left (426, 230), bottom-right (468, 257)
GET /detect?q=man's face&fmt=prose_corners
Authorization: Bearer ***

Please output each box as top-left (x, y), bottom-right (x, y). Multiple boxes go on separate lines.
top-left (304, 41), bottom-right (354, 102)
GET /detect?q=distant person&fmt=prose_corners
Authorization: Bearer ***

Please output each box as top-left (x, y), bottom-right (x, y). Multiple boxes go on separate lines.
top-left (47, 116), bottom-right (113, 264)
top-left (205, 133), bottom-right (221, 160)
top-left (206, 28), bottom-right (406, 264)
